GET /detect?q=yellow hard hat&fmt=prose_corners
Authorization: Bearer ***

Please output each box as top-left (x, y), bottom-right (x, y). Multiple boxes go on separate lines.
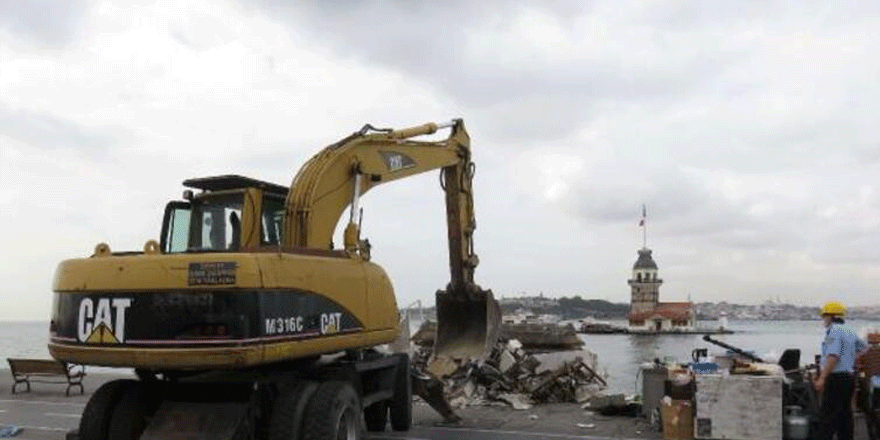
top-left (819, 301), bottom-right (846, 316)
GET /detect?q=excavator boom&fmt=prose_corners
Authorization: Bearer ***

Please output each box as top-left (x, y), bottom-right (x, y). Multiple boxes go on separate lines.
top-left (284, 119), bottom-right (500, 358)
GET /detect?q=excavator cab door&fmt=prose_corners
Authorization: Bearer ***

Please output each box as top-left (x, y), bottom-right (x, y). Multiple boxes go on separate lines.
top-left (160, 201), bottom-right (191, 253)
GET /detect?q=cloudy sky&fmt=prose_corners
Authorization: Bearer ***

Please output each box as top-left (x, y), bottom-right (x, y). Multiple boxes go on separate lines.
top-left (1, 1), bottom-right (879, 320)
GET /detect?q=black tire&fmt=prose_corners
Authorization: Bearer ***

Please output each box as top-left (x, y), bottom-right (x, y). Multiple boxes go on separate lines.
top-left (302, 381), bottom-right (364, 440)
top-left (363, 402), bottom-right (388, 432)
top-left (266, 381), bottom-right (318, 440)
top-left (79, 379), bottom-right (135, 440)
top-left (389, 354), bottom-right (412, 431)
top-left (107, 381), bottom-right (162, 440)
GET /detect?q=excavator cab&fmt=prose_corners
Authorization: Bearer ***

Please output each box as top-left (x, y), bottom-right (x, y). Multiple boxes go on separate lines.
top-left (159, 175), bottom-right (289, 254)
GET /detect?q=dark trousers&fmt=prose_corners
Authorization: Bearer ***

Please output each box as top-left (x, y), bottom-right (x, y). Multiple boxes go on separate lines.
top-left (819, 372), bottom-right (855, 440)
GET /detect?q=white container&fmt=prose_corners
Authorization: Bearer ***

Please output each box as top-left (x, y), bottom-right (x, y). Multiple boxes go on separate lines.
top-left (695, 374), bottom-right (783, 440)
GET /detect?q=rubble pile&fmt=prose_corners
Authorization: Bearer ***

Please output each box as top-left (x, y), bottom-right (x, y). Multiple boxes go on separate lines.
top-left (413, 338), bottom-right (607, 411)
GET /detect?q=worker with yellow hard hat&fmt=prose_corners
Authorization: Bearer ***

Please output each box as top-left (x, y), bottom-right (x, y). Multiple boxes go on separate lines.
top-left (814, 300), bottom-right (868, 440)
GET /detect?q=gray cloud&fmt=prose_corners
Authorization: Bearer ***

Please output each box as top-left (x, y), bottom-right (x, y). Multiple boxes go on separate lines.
top-left (0, 107), bottom-right (128, 158)
top-left (2, 0), bottom-right (879, 312)
top-left (242, 1), bottom-right (752, 144)
top-left (0, 1), bottom-right (91, 48)
top-left (244, 0), bottom-right (880, 174)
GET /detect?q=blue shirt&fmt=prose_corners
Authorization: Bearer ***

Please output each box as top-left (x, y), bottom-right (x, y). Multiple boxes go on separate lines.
top-left (821, 323), bottom-right (868, 374)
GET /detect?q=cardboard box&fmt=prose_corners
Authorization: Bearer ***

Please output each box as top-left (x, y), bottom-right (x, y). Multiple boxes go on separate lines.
top-left (661, 399), bottom-right (694, 440)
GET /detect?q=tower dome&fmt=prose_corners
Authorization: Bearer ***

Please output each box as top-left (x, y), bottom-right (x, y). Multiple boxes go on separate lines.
top-left (633, 248), bottom-right (657, 269)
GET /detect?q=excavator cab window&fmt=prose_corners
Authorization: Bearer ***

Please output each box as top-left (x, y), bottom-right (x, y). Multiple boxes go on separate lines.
top-left (261, 195), bottom-right (285, 246)
top-left (160, 193), bottom-right (244, 253)
top-left (161, 201), bottom-right (191, 253)
top-left (190, 194), bottom-right (243, 251)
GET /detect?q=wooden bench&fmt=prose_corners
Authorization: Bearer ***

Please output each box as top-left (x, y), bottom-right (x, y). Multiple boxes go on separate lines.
top-left (7, 358), bottom-right (85, 396)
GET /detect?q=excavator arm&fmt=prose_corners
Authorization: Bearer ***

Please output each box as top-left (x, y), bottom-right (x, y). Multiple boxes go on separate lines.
top-left (283, 119), bottom-right (500, 358)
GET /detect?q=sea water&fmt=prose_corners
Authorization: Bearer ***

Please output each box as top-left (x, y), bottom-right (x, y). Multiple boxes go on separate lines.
top-left (579, 319), bottom-right (880, 393)
top-left (2, 319), bottom-right (878, 391)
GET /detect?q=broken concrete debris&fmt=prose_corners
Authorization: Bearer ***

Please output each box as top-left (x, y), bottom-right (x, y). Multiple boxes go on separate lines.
top-left (411, 321), bottom-right (585, 352)
top-left (411, 323), bottom-right (607, 411)
top-left (497, 393), bottom-right (533, 410)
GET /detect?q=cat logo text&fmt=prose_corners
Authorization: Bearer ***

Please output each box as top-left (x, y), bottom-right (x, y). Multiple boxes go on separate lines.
top-left (77, 298), bottom-right (132, 344)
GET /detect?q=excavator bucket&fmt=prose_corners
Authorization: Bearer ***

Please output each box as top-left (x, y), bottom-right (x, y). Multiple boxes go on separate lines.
top-left (434, 288), bottom-right (501, 359)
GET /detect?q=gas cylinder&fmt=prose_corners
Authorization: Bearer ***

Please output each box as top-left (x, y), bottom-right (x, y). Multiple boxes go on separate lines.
top-left (783, 405), bottom-right (809, 440)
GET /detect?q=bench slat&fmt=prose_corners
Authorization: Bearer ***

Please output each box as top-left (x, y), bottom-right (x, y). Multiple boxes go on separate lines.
top-left (8, 359), bottom-right (69, 375)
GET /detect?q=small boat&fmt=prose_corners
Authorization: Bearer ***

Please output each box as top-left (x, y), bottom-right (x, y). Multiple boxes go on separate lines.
top-left (577, 317), bottom-right (627, 334)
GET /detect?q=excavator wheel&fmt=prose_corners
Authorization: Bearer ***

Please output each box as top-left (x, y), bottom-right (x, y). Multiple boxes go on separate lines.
top-left (78, 379), bottom-right (135, 440)
top-left (266, 380), bottom-right (318, 440)
top-left (389, 354), bottom-right (412, 431)
top-left (301, 381), bottom-right (364, 440)
top-left (363, 402), bottom-right (388, 432)
top-left (107, 381), bottom-right (162, 440)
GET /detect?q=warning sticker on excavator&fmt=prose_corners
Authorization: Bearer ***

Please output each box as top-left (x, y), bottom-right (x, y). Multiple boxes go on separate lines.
top-left (188, 262), bottom-right (236, 286)
top-left (378, 151), bottom-right (416, 172)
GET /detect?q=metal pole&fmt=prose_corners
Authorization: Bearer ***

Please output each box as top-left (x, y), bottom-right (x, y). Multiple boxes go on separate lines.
top-left (349, 174), bottom-right (361, 225)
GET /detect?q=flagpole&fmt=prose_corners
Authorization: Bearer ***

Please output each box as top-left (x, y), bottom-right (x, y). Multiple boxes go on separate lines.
top-left (641, 204), bottom-right (647, 249)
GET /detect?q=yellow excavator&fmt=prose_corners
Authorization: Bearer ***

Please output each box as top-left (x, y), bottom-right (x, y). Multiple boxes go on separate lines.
top-left (49, 119), bottom-right (500, 440)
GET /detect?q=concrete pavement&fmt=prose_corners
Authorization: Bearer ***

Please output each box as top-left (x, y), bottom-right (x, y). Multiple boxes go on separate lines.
top-left (0, 368), bottom-right (872, 440)
top-left (0, 367), bottom-right (655, 440)
top-left (22, 367), bottom-right (853, 440)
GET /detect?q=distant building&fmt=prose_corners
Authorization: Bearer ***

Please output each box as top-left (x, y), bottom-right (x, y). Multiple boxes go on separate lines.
top-left (627, 247), bottom-right (695, 332)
